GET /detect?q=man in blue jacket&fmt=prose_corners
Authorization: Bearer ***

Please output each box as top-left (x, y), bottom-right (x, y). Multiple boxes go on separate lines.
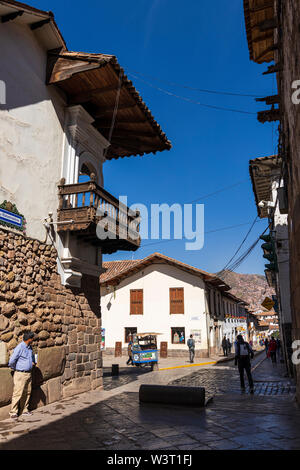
top-left (8, 331), bottom-right (36, 420)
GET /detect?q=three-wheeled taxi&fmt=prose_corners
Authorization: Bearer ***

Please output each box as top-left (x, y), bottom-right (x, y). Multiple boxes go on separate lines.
top-left (131, 332), bottom-right (161, 370)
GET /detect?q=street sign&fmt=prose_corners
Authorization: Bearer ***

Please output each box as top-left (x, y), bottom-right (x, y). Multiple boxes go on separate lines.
top-left (0, 201), bottom-right (24, 231)
top-left (261, 297), bottom-right (275, 311)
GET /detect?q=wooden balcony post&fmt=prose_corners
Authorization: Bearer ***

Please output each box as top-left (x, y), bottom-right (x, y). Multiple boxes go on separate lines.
top-left (58, 178), bottom-right (66, 210)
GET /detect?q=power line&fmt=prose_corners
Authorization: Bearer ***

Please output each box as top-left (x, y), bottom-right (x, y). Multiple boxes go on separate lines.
top-left (127, 69), bottom-right (264, 98)
top-left (138, 220), bottom-right (264, 250)
top-left (216, 223), bottom-right (270, 277)
top-left (219, 215), bottom-right (259, 273)
top-left (128, 72), bottom-right (257, 116)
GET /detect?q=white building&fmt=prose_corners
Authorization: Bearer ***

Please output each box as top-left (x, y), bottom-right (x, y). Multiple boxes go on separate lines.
top-left (250, 155), bottom-right (292, 373)
top-left (100, 253), bottom-right (248, 357)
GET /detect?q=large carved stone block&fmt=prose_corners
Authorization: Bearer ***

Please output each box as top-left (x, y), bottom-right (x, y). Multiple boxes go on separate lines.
top-left (0, 341), bottom-right (8, 366)
top-left (0, 368), bottom-right (13, 406)
top-left (37, 346), bottom-right (66, 382)
top-left (62, 376), bottom-right (91, 398)
top-left (48, 377), bottom-right (62, 404)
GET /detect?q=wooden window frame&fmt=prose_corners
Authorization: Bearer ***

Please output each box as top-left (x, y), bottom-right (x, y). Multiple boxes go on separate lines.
top-left (124, 327), bottom-right (137, 344)
top-left (171, 327), bottom-right (186, 345)
top-left (130, 289), bottom-right (143, 315)
top-left (169, 287), bottom-right (184, 314)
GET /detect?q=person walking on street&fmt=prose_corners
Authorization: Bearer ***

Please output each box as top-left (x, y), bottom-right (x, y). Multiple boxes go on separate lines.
top-left (264, 338), bottom-right (269, 356)
top-left (276, 338), bottom-right (282, 360)
top-left (8, 331), bottom-right (36, 420)
top-left (268, 336), bottom-right (277, 363)
top-left (222, 336), bottom-right (228, 356)
top-left (187, 334), bottom-right (195, 363)
top-left (227, 338), bottom-right (232, 355)
top-left (235, 334), bottom-right (254, 394)
top-left (126, 335), bottom-right (133, 365)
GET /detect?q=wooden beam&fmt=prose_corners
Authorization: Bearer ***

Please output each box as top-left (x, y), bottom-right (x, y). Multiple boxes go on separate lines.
top-left (250, 1), bottom-right (274, 13)
top-left (252, 18), bottom-right (277, 32)
top-left (257, 109), bottom-right (280, 123)
top-left (110, 138), bottom-right (162, 154)
top-left (69, 85), bottom-right (121, 105)
top-left (263, 64), bottom-right (282, 75)
top-left (255, 43), bottom-right (277, 63)
top-left (94, 103), bottom-right (137, 118)
top-left (256, 95), bottom-right (280, 105)
top-left (1, 10), bottom-right (24, 23)
top-left (111, 136), bottom-right (155, 147)
top-left (30, 18), bottom-right (51, 30)
top-left (252, 32), bottom-right (274, 44)
top-left (99, 129), bottom-right (156, 138)
top-left (94, 119), bottom-right (148, 127)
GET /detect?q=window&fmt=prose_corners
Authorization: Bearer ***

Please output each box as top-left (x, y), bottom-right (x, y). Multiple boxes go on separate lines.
top-left (130, 289), bottom-right (143, 315)
top-left (170, 288), bottom-right (184, 314)
top-left (125, 327), bottom-right (137, 343)
top-left (171, 327), bottom-right (185, 344)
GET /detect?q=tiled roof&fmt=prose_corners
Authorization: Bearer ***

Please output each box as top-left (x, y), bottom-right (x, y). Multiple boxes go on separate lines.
top-left (100, 252), bottom-right (225, 287)
top-left (101, 259), bottom-right (141, 282)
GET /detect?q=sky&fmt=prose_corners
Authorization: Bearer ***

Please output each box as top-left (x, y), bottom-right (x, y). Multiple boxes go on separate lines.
top-left (31, 0), bottom-right (276, 275)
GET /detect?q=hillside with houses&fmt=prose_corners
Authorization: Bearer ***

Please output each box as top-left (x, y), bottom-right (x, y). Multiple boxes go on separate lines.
top-left (222, 270), bottom-right (275, 312)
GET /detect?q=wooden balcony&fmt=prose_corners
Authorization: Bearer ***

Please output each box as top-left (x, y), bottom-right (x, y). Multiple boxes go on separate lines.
top-left (57, 176), bottom-right (140, 254)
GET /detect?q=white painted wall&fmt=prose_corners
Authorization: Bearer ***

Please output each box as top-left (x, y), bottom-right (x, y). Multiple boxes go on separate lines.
top-left (0, 21), bottom-right (66, 241)
top-left (0, 22), bottom-right (108, 287)
top-left (101, 263), bottom-right (209, 352)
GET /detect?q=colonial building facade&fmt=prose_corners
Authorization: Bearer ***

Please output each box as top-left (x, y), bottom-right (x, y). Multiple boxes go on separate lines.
top-left (0, 0), bottom-right (170, 418)
top-left (100, 253), bottom-right (249, 358)
top-left (243, 0), bottom-right (300, 396)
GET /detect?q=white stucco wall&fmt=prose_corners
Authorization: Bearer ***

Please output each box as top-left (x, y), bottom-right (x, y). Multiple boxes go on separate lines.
top-left (0, 21), bottom-right (67, 241)
top-left (101, 263), bottom-right (209, 352)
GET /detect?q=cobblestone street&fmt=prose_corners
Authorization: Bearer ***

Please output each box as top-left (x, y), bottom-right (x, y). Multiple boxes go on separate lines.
top-left (0, 353), bottom-right (299, 450)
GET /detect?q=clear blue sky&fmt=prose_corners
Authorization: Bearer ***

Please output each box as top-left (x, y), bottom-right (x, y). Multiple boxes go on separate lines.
top-left (32, 0), bottom-right (275, 275)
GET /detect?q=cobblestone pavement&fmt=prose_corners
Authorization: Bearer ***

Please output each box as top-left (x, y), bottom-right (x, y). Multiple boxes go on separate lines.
top-left (0, 354), bottom-right (299, 450)
top-left (103, 366), bottom-right (149, 391)
top-left (170, 356), bottom-right (296, 399)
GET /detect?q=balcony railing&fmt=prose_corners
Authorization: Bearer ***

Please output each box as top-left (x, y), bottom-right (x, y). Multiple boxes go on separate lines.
top-left (57, 176), bottom-right (140, 254)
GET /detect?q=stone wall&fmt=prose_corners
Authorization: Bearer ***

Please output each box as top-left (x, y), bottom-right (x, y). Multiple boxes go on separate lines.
top-left (0, 228), bottom-right (102, 419)
top-left (276, 0), bottom-right (300, 401)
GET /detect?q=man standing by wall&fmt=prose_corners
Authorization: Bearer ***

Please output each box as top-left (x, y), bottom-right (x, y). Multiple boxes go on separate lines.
top-left (8, 331), bottom-right (36, 420)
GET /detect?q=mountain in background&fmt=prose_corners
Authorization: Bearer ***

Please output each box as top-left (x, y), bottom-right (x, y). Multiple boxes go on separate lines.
top-left (221, 270), bottom-right (275, 312)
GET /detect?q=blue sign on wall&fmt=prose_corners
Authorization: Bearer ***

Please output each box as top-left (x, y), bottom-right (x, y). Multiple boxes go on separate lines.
top-left (0, 207), bottom-right (23, 229)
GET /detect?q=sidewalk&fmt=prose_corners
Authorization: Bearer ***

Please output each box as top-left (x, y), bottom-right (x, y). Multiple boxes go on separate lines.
top-left (0, 353), bottom-right (298, 450)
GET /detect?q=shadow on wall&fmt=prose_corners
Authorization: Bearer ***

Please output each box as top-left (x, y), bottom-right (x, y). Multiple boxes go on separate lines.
top-left (28, 367), bottom-right (47, 412)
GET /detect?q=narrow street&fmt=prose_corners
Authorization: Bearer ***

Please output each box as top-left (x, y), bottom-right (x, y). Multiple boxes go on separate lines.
top-left (0, 352), bottom-right (298, 451)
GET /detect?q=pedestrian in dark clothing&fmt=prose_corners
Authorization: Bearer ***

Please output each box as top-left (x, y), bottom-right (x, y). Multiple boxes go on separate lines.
top-left (268, 337), bottom-right (277, 363)
top-left (264, 338), bottom-right (269, 356)
top-left (222, 336), bottom-right (228, 356)
top-left (126, 336), bottom-right (133, 365)
top-left (276, 338), bottom-right (282, 359)
top-left (235, 334), bottom-right (254, 393)
top-left (187, 335), bottom-right (195, 363)
top-left (227, 338), bottom-right (232, 354)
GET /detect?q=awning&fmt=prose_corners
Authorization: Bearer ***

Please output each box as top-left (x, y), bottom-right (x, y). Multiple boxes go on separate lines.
top-left (243, 0), bottom-right (276, 64)
top-left (249, 155), bottom-right (281, 218)
top-left (47, 51), bottom-right (171, 160)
